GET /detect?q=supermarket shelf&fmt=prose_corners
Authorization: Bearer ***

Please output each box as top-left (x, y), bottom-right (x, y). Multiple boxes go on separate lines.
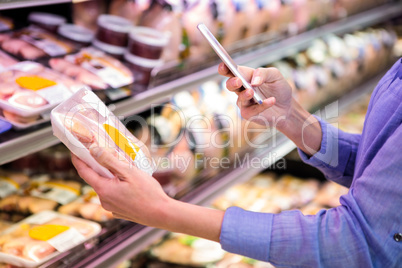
top-left (0, 0), bottom-right (91, 10)
top-left (0, 0), bottom-right (71, 10)
top-left (0, 3), bottom-right (401, 164)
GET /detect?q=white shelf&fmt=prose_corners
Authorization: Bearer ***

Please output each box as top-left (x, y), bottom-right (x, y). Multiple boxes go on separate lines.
top-left (0, 0), bottom-right (71, 10)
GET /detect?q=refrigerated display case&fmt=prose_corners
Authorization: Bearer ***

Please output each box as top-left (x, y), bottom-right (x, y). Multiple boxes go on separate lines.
top-left (0, 0), bottom-right (401, 267)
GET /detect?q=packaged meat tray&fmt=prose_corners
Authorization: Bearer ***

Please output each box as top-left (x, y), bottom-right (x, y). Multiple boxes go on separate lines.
top-left (0, 61), bottom-right (84, 118)
top-left (0, 210), bottom-right (101, 267)
top-left (0, 109), bottom-right (49, 130)
top-left (58, 186), bottom-right (114, 222)
top-left (150, 233), bottom-right (226, 266)
top-left (0, 171), bottom-right (28, 199)
top-left (51, 88), bottom-right (156, 179)
top-left (0, 50), bottom-right (17, 71)
top-left (49, 47), bottom-right (134, 90)
top-left (0, 25), bottom-right (77, 60)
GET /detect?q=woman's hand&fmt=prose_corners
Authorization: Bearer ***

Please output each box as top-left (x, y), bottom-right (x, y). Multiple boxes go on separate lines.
top-left (72, 148), bottom-right (225, 242)
top-left (218, 63), bottom-right (322, 156)
top-left (71, 147), bottom-right (170, 227)
top-left (218, 63), bottom-right (293, 128)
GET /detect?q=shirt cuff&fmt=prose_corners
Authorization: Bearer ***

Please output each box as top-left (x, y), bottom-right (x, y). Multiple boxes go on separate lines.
top-left (220, 206), bottom-right (273, 261)
top-left (298, 116), bottom-right (339, 168)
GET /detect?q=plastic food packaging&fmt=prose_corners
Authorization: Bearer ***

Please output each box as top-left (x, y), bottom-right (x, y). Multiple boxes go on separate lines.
top-left (0, 109), bottom-right (49, 130)
top-left (73, 0), bottom-right (107, 32)
top-left (150, 233), bottom-right (226, 266)
top-left (0, 50), bottom-right (18, 70)
top-left (49, 47), bottom-right (134, 90)
top-left (24, 178), bottom-right (82, 207)
top-left (28, 12), bottom-right (67, 33)
top-left (58, 186), bottom-right (114, 222)
top-left (0, 61), bottom-right (83, 118)
top-left (139, 0), bottom-right (183, 63)
top-left (93, 14), bottom-right (132, 58)
top-left (181, 0), bottom-right (216, 59)
top-left (128, 26), bottom-right (169, 60)
top-left (109, 0), bottom-right (151, 25)
top-left (0, 26), bottom-right (76, 60)
top-left (0, 171), bottom-right (29, 199)
top-left (58, 24), bottom-right (95, 47)
top-left (124, 52), bottom-right (161, 86)
top-left (51, 88), bottom-right (156, 179)
top-left (0, 177), bottom-right (82, 215)
top-left (0, 211), bottom-right (101, 267)
top-left (0, 16), bottom-right (13, 32)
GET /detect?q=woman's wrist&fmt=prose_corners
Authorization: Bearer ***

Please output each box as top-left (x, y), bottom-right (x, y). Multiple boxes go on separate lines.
top-left (276, 98), bottom-right (322, 156)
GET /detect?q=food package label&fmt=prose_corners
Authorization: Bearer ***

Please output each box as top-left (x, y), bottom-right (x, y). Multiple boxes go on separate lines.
top-left (65, 48), bottom-right (134, 88)
top-left (46, 227), bottom-right (86, 252)
top-left (19, 26), bottom-right (74, 57)
top-left (0, 176), bottom-right (19, 198)
top-left (10, 62), bottom-right (74, 104)
top-left (29, 181), bottom-right (80, 205)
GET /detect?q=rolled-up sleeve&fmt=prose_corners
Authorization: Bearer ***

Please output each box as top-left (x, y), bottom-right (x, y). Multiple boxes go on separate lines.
top-left (298, 117), bottom-right (361, 187)
top-left (220, 205), bottom-right (372, 267)
top-left (220, 207), bottom-right (273, 260)
top-left (220, 125), bottom-right (402, 268)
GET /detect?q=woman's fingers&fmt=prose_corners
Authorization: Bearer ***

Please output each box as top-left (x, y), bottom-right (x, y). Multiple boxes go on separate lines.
top-left (219, 63), bottom-right (256, 80)
top-left (71, 154), bottom-right (103, 190)
top-left (236, 88), bottom-right (255, 107)
top-left (89, 147), bottom-right (130, 179)
top-left (252, 67), bottom-right (283, 86)
top-left (239, 97), bottom-right (276, 119)
top-left (218, 62), bottom-right (233, 77)
top-left (225, 77), bottom-right (243, 93)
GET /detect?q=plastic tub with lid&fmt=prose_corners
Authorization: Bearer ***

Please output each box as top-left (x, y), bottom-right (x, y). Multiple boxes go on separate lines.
top-left (124, 52), bottom-right (162, 86)
top-left (58, 24), bottom-right (94, 47)
top-left (128, 26), bottom-right (170, 60)
top-left (95, 14), bottom-right (133, 47)
top-left (28, 12), bottom-right (66, 33)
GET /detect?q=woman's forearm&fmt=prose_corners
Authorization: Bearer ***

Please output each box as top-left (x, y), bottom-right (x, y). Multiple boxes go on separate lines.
top-left (277, 98), bottom-right (322, 156)
top-left (156, 198), bottom-right (224, 242)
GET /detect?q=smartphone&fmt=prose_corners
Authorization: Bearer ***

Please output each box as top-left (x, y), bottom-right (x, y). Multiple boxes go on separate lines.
top-left (197, 23), bottom-right (264, 104)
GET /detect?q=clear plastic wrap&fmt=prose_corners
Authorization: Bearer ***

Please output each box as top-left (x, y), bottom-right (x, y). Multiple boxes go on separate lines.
top-left (0, 61), bottom-right (83, 118)
top-left (49, 47), bottom-right (134, 90)
top-left (0, 211), bottom-right (101, 267)
top-left (51, 88), bottom-right (156, 179)
top-left (0, 25), bottom-right (77, 60)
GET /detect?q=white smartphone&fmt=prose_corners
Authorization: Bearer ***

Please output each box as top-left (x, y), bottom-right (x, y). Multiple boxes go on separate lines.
top-left (197, 23), bottom-right (264, 104)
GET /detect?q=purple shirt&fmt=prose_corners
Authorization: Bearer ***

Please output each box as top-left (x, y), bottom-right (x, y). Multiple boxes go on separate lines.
top-left (220, 58), bottom-right (402, 267)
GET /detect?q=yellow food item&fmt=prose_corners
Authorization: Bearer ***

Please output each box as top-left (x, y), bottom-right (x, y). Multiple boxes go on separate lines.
top-left (29, 224), bottom-right (69, 241)
top-left (103, 124), bottom-right (140, 161)
top-left (16, 76), bottom-right (57, 91)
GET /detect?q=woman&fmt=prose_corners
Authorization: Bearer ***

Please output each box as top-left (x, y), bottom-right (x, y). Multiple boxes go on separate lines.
top-left (72, 58), bottom-right (402, 267)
